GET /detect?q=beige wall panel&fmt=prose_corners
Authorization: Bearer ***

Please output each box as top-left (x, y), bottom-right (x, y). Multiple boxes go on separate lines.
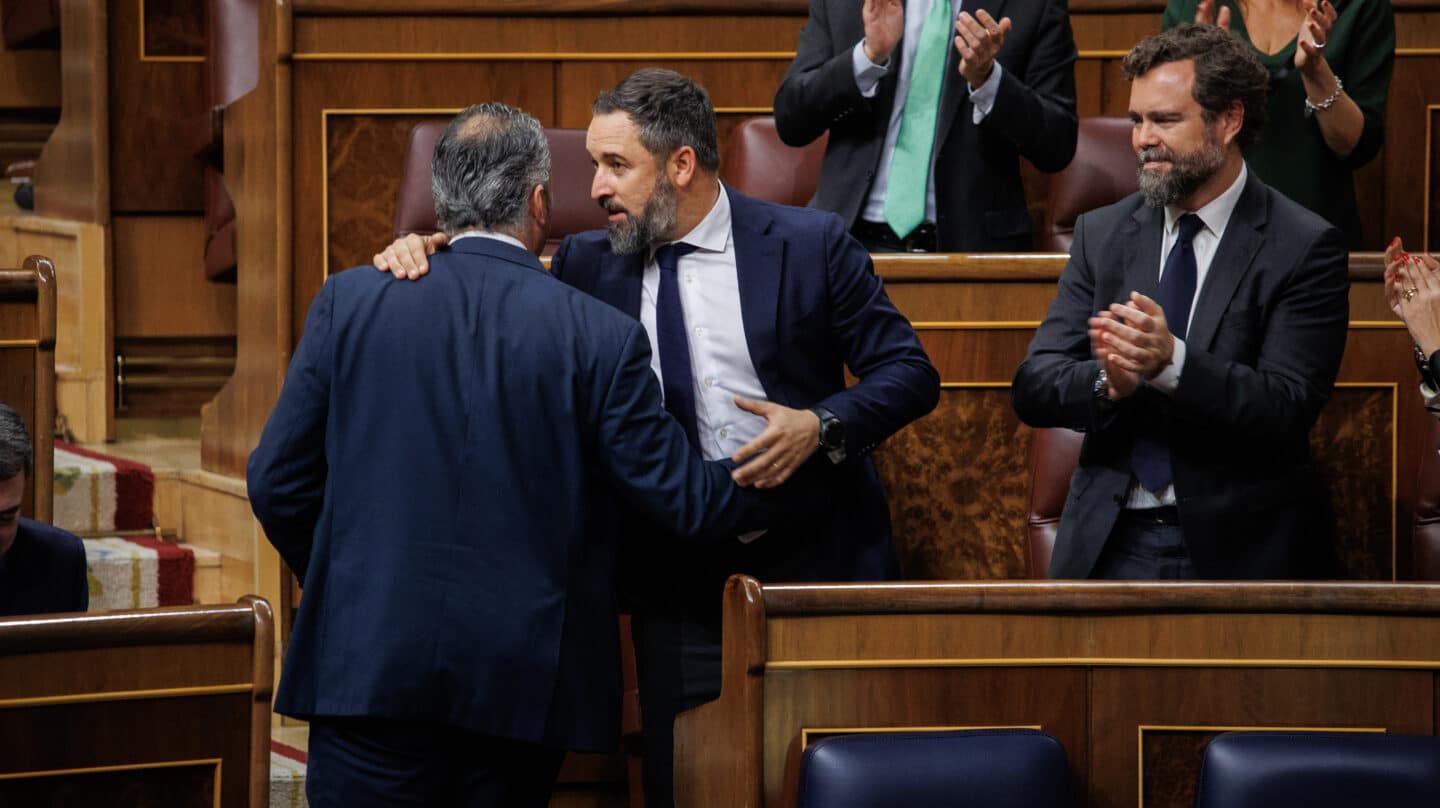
top-left (113, 215), bottom-right (236, 338)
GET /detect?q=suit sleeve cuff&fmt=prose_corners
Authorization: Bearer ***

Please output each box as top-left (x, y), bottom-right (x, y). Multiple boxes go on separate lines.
top-left (853, 40), bottom-right (889, 98)
top-left (969, 62), bottom-right (1004, 123)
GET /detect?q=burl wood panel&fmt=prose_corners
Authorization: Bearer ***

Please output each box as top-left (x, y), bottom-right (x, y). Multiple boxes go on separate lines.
top-left (142, 0), bottom-right (205, 58)
top-left (874, 387), bottom-right (1031, 580)
top-left (1314, 385), bottom-right (1395, 580)
top-left (109, 0), bottom-right (205, 212)
top-left (324, 113), bottom-right (450, 278)
top-left (293, 60), bottom-right (555, 340)
top-left (1091, 667), bottom-right (1435, 808)
top-left (762, 667), bottom-right (1088, 808)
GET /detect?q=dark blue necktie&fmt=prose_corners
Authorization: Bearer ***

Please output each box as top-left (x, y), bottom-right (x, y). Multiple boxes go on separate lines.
top-left (655, 242), bottom-right (701, 449)
top-left (1130, 213), bottom-right (1204, 493)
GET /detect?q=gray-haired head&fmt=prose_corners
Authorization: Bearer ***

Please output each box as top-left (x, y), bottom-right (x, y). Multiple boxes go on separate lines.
top-left (592, 68), bottom-right (721, 173)
top-left (431, 102), bottom-right (551, 237)
top-left (0, 404), bottom-right (32, 481)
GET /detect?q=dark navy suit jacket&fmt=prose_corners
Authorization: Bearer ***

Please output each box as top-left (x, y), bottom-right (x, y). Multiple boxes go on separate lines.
top-left (247, 237), bottom-right (784, 752)
top-left (1012, 172), bottom-right (1349, 578)
top-left (0, 518), bottom-right (88, 616)
top-left (551, 187), bottom-right (939, 612)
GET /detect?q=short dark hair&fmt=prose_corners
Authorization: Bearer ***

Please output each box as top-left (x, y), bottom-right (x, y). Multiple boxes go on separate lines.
top-left (431, 102), bottom-right (551, 234)
top-left (0, 404), bottom-right (32, 480)
top-left (592, 68), bottom-right (721, 173)
top-left (1122, 23), bottom-right (1269, 149)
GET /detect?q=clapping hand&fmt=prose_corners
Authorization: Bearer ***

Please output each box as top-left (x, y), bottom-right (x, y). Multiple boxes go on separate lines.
top-left (1295, 0), bottom-right (1338, 72)
top-left (862, 0), bottom-right (904, 65)
top-left (1386, 236), bottom-right (1440, 358)
top-left (953, 10), bottom-right (1011, 88)
top-left (1193, 0), bottom-right (1232, 29)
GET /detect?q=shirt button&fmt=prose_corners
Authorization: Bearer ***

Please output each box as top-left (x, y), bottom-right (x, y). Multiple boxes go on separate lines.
top-left (704, 377), bottom-right (716, 388)
top-left (719, 427), bottom-right (730, 439)
top-left (686, 274), bottom-right (696, 284)
top-left (693, 326), bottom-right (704, 337)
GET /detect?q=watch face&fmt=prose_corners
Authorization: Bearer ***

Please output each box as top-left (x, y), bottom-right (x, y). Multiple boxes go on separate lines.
top-left (822, 418), bottom-right (844, 449)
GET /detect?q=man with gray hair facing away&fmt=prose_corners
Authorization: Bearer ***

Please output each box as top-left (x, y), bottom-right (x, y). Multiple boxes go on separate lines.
top-left (0, 402), bottom-right (87, 617)
top-left (248, 103), bottom-right (807, 806)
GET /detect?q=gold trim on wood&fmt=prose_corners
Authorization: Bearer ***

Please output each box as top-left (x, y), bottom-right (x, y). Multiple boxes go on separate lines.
top-left (136, 0), bottom-right (205, 63)
top-left (320, 108), bottom-right (465, 280)
top-left (0, 683), bottom-right (253, 709)
top-left (293, 51), bottom-right (794, 62)
top-left (800, 725), bottom-right (1043, 750)
top-left (764, 656), bottom-right (1440, 671)
top-left (1428, 105), bottom-right (1439, 254)
top-left (0, 339), bottom-right (40, 347)
top-left (714, 106), bottom-right (774, 115)
top-left (1135, 725), bottom-right (1386, 808)
top-left (940, 382), bottom-right (1011, 389)
top-left (912, 321), bottom-right (1042, 329)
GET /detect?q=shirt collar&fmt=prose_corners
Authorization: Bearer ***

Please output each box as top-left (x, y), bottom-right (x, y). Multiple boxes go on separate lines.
top-left (1165, 162), bottom-right (1248, 241)
top-left (652, 183), bottom-right (732, 261)
top-left (449, 230), bottom-right (528, 251)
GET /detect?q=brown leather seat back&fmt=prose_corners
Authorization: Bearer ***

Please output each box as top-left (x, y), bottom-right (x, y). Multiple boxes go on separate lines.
top-left (720, 116), bottom-right (827, 207)
top-left (393, 122), bottom-right (607, 254)
top-left (1039, 117), bottom-right (1137, 253)
top-left (1024, 427), bottom-right (1085, 578)
top-left (1413, 418), bottom-right (1440, 580)
top-left (200, 0), bottom-right (259, 282)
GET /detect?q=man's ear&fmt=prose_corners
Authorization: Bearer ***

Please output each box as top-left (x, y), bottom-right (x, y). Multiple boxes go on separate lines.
top-left (669, 146), bottom-right (698, 189)
top-left (1218, 100), bottom-right (1245, 147)
top-left (530, 183), bottom-right (550, 230)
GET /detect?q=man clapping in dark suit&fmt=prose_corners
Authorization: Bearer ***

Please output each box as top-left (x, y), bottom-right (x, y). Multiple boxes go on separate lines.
top-left (247, 103), bottom-right (804, 807)
top-left (774, 0), bottom-right (1078, 252)
top-left (1012, 25), bottom-right (1349, 580)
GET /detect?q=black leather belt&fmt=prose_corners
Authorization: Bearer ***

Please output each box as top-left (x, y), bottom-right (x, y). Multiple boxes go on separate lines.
top-left (1122, 506), bottom-right (1182, 526)
top-left (851, 219), bottom-right (940, 253)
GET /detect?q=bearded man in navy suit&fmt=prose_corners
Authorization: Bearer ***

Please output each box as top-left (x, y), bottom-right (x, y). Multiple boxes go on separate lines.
top-left (376, 69), bottom-right (939, 808)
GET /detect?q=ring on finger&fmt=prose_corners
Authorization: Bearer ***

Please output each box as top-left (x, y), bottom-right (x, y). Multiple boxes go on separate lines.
top-left (1313, 40), bottom-right (1326, 49)
top-left (1405, 287), bottom-right (1419, 301)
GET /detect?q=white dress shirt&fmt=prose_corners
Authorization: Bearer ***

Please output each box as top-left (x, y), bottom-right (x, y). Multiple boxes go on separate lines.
top-left (448, 230), bottom-right (528, 251)
top-left (850, 0), bottom-right (1002, 226)
top-left (1125, 163), bottom-right (1249, 509)
top-left (641, 186), bottom-right (769, 465)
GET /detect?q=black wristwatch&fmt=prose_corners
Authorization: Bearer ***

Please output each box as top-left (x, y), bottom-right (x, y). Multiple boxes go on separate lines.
top-left (811, 406), bottom-right (845, 452)
top-left (1093, 367), bottom-right (1115, 407)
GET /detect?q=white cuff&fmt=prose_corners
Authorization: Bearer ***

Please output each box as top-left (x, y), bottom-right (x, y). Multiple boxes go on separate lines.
top-left (1149, 336), bottom-right (1185, 395)
top-left (968, 61), bottom-right (1003, 123)
top-left (852, 40), bottom-right (889, 98)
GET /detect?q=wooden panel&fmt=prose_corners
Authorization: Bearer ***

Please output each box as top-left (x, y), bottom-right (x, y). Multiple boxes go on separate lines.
top-left (0, 349), bottom-right (36, 516)
top-left (113, 215), bottom-right (235, 338)
top-left (108, 0), bottom-right (205, 212)
top-left (555, 60), bottom-right (787, 128)
top-left (0, 600), bottom-right (273, 808)
top-left (291, 15), bottom-right (804, 56)
top-left (1093, 668), bottom-right (1435, 808)
top-left (141, 0), bottom-right (205, 59)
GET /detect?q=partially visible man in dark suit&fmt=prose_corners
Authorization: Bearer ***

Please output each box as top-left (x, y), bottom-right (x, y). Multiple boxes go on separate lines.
top-left (375, 69), bottom-right (939, 808)
top-left (248, 103), bottom-right (802, 807)
top-left (1012, 24), bottom-right (1349, 579)
top-left (0, 403), bottom-right (87, 617)
top-left (773, 0), bottom-right (1078, 252)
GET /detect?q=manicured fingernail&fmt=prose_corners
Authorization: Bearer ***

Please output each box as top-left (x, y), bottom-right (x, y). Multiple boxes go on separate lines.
top-left (1392, 237), bottom-right (1402, 248)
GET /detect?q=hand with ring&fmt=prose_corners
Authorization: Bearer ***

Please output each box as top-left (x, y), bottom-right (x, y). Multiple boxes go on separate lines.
top-left (1295, 0), bottom-right (1337, 70)
top-left (1386, 236), bottom-right (1440, 358)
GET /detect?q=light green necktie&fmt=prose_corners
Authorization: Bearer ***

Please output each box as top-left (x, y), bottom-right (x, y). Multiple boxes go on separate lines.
top-left (883, 0), bottom-right (952, 239)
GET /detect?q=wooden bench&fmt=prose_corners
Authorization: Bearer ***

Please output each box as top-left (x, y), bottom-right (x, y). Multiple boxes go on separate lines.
top-left (0, 596), bottom-right (274, 807)
top-left (676, 576), bottom-right (1440, 808)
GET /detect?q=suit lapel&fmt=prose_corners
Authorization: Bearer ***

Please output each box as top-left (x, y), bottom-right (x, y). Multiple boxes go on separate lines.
top-left (728, 188), bottom-right (784, 396)
top-left (594, 249), bottom-right (644, 320)
top-left (1121, 203), bottom-right (1163, 304)
top-left (1186, 173), bottom-right (1267, 351)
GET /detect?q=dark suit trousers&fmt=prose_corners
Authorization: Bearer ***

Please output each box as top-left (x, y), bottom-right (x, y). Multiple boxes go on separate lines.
top-left (306, 716), bottom-right (565, 808)
top-left (1091, 510), bottom-right (1196, 579)
top-left (631, 611), bottom-right (724, 808)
